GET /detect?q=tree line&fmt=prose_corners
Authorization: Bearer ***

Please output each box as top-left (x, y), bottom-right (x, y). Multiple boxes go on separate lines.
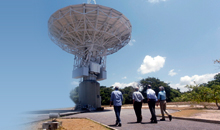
top-left (173, 73), bottom-right (220, 109)
top-left (70, 77), bottom-right (182, 105)
top-left (70, 73), bottom-right (220, 109)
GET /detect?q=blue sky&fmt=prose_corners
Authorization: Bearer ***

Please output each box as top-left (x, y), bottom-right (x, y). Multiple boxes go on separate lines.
top-left (1, 0), bottom-right (220, 129)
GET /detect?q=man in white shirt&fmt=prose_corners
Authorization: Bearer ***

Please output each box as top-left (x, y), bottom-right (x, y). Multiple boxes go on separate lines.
top-left (132, 87), bottom-right (144, 123)
top-left (146, 84), bottom-right (158, 123)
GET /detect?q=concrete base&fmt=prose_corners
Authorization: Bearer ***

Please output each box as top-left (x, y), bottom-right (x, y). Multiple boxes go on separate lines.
top-left (79, 80), bottom-right (101, 109)
top-left (42, 121), bottom-right (62, 130)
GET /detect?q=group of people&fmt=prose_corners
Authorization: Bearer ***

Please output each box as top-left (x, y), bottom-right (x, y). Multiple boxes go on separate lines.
top-left (109, 85), bottom-right (172, 127)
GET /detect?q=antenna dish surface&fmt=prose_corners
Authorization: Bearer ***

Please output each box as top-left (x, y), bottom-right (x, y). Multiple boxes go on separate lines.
top-left (48, 4), bottom-right (132, 57)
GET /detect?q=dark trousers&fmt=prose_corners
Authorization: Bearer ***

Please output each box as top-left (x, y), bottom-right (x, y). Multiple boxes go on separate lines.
top-left (133, 101), bottom-right (142, 122)
top-left (114, 106), bottom-right (121, 123)
top-left (148, 99), bottom-right (157, 122)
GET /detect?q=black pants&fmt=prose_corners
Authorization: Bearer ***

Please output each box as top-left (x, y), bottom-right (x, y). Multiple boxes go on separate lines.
top-left (133, 101), bottom-right (142, 122)
top-left (148, 99), bottom-right (157, 122)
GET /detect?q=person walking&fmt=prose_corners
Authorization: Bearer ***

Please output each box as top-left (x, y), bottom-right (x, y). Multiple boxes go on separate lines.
top-left (158, 86), bottom-right (172, 121)
top-left (146, 84), bottom-right (158, 123)
top-left (110, 86), bottom-right (123, 127)
top-left (132, 87), bottom-right (144, 123)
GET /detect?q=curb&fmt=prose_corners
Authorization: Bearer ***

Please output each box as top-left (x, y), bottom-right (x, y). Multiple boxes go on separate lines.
top-left (60, 111), bottom-right (86, 117)
top-left (157, 115), bottom-right (220, 124)
top-left (87, 118), bottom-right (118, 130)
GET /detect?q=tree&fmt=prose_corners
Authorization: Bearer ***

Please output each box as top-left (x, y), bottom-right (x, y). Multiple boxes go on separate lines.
top-left (140, 77), bottom-right (181, 102)
top-left (214, 73), bottom-right (220, 82)
top-left (70, 86), bottom-right (79, 104)
top-left (214, 59), bottom-right (220, 64)
top-left (100, 86), bottom-right (113, 105)
top-left (172, 92), bottom-right (192, 102)
top-left (173, 83), bottom-right (220, 109)
top-left (210, 85), bottom-right (220, 109)
top-left (120, 86), bottom-right (134, 104)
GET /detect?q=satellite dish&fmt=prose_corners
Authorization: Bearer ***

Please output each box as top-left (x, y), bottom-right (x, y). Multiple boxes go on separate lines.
top-left (87, 0), bottom-right (96, 4)
top-left (48, 3), bottom-right (132, 109)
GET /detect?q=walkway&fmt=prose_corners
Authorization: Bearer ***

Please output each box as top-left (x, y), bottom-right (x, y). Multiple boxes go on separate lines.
top-left (66, 108), bottom-right (220, 130)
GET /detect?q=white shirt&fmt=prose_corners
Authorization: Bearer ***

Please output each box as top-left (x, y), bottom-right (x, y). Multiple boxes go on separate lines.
top-left (146, 88), bottom-right (157, 100)
top-left (132, 91), bottom-right (144, 102)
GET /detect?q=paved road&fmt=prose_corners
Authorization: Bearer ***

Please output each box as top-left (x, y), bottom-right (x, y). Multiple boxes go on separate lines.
top-left (66, 108), bottom-right (220, 130)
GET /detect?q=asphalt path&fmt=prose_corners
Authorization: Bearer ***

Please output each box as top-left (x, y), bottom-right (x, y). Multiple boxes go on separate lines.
top-left (66, 108), bottom-right (220, 130)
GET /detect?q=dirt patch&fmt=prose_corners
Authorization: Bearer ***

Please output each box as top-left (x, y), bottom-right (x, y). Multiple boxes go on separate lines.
top-left (165, 108), bottom-right (220, 121)
top-left (24, 118), bottom-right (110, 130)
top-left (170, 108), bottom-right (205, 117)
top-left (189, 110), bottom-right (220, 121)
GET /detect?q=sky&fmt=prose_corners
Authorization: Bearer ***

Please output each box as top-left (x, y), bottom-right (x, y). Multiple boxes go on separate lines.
top-left (1, 0), bottom-right (220, 129)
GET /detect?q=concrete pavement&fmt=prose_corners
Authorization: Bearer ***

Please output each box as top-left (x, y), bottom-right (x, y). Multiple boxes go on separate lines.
top-left (65, 108), bottom-right (220, 130)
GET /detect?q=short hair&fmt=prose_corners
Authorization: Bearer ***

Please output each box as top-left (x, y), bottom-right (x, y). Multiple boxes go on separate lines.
top-left (159, 86), bottom-right (164, 91)
top-left (115, 86), bottom-right (119, 90)
top-left (135, 87), bottom-right (139, 91)
top-left (147, 84), bottom-right (151, 88)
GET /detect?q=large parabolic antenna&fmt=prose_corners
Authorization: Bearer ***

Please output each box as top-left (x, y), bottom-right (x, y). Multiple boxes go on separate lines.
top-left (48, 3), bottom-right (132, 109)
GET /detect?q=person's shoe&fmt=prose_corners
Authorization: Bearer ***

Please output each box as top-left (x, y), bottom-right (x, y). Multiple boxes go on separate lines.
top-left (118, 123), bottom-right (122, 127)
top-left (169, 115), bottom-right (172, 121)
top-left (160, 118), bottom-right (166, 121)
top-left (114, 122), bottom-right (119, 126)
top-left (151, 120), bottom-right (157, 123)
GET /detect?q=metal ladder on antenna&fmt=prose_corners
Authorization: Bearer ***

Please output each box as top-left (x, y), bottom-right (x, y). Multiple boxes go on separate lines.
top-left (87, 0), bottom-right (96, 4)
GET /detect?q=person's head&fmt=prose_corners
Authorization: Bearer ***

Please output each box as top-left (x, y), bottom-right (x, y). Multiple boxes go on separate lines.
top-left (159, 86), bottom-right (164, 91)
top-left (135, 87), bottom-right (139, 91)
top-left (147, 84), bottom-right (151, 89)
top-left (115, 86), bottom-right (119, 90)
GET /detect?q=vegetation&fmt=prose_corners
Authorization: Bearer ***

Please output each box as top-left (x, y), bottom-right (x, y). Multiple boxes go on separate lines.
top-left (70, 86), bottom-right (79, 104)
top-left (100, 77), bottom-right (181, 105)
top-left (214, 59), bottom-right (220, 64)
top-left (173, 73), bottom-right (220, 109)
top-left (139, 77), bottom-right (181, 102)
top-left (69, 73), bottom-right (220, 109)
top-left (100, 86), bottom-right (113, 105)
top-left (70, 77), bottom-right (181, 105)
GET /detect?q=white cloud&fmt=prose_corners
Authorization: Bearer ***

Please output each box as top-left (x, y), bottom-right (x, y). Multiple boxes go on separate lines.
top-left (138, 55), bottom-right (166, 74)
top-left (168, 69), bottom-right (177, 76)
top-left (112, 82), bottom-right (139, 89)
top-left (128, 39), bottom-right (136, 46)
top-left (170, 73), bottom-right (218, 92)
top-left (148, 0), bottom-right (167, 3)
top-left (122, 76), bottom-right (127, 79)
top-left (71, 81), bottom-right (79, 85)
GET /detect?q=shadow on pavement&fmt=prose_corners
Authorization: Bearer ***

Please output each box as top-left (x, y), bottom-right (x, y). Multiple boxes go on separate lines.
top-left (87, 109), bottom-right (112, 113)
top-left (127, 122), bottom-right (140, 124)
top-left (108, 124), bottom-right (121, 127)
top-left (141, 122), bottom-right (155, 124)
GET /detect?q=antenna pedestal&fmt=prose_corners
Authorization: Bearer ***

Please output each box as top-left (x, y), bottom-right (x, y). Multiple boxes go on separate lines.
top-left (78, 79), bottom-right (101, 109)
